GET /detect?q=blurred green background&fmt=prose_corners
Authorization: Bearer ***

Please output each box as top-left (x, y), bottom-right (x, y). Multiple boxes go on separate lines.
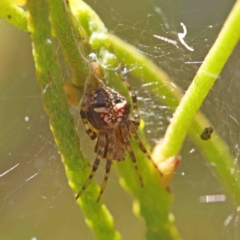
top-left (0, 0), bottom-right (240, 239)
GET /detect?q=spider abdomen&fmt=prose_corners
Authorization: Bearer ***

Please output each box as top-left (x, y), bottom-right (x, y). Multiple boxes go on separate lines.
top-left (86, 87), bottom-right (131, 130)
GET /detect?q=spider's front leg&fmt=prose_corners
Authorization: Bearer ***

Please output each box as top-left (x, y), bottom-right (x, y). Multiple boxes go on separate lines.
top-left (128, 121), bottom-right (163, 177)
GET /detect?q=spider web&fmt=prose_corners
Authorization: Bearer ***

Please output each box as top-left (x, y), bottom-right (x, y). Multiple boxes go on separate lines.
top-left (0, 0), bottom-right (239, 239)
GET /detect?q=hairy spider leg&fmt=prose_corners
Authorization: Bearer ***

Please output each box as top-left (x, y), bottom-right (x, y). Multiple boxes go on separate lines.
top-left (120, 123), bottom-right (144, 187)
top-left (75, 131), bottom-right (106, 200)
top-left (117, 67), bottom-right (140, 127)
top-left (97, 160), bottom-right (112, 202)
top-left (96, 128), bottom-right (115, 202)
top-left (94, 137), bottom-right (99, 153)
top-left (128, 121), bottom-right (163, 177)
top-left (80, 84), bottom-right (97, 140)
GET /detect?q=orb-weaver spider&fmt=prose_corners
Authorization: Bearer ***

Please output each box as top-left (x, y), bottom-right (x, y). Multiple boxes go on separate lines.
top-left (76, 67), bottom-right (162, 202)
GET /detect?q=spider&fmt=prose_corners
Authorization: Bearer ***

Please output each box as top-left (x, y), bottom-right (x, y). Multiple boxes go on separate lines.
top-left (76, 67), bottom-right (162, 202)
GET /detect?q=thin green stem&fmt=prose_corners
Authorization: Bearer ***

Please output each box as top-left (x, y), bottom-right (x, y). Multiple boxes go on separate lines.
top-left (48, 0), bottom-right (88, 88)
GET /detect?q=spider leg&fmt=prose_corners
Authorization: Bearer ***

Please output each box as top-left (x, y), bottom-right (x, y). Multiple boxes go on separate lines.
top-left (80, 107), bottom-right (97, 140)
top-left (97, 160), bottom-right (112, 202)
top-left (128, 121), bottom-right (163, 177)
top-left (96, 128), bottom-right (115, 202)
top-left (117, 66), bottom-right (140, 127)
top-left (94, 137), bottom-right (99, 153)
top-left (80, 84), bottom-right (97, 140)
top-left (75, 131), bottom-right (106, 200)
top-left (120, 123), bottom-right (144, 187)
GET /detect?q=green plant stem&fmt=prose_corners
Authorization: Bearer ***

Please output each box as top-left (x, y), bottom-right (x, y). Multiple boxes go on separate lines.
top-left (48, 0), bottom-right (88, 88)
top-left (26, 1), bottom-right (121, 240)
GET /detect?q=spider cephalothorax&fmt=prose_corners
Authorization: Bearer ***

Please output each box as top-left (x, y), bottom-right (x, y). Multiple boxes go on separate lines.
top-left (76, 68), bottom-right (162, 202)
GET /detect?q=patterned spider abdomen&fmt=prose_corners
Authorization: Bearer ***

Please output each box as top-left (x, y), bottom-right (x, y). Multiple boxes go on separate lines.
top-left (86, 87), bottom-right (131, 130)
